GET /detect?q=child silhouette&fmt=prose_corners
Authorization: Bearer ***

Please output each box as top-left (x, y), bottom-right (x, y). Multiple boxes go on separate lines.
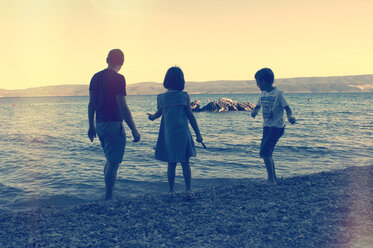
top-left (251, 68), bottom-right (296, 184)
top-left (147, 67), bottom-right (203, 198)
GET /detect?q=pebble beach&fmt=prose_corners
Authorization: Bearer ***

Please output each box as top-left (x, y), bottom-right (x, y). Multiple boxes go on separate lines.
top-left (1, 165), bottom-right (372, 247)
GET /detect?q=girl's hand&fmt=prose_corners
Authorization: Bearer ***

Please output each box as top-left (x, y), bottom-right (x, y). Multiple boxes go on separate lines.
top-left (147, 113), bottom-right (155, 121)
top-left (196, 135), bottom-right (207, 149)
top-left (196, 134), bottom-right (203, 143)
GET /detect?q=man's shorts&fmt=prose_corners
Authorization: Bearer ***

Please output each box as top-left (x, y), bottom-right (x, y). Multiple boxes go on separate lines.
top-left (96, 121), bottom-right (126, 165)
top-left (260, 126), bottom-right (284, 158)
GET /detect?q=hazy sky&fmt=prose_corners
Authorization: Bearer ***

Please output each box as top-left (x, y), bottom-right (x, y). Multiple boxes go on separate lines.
top-left (1, 0), bottom-right (372, 90)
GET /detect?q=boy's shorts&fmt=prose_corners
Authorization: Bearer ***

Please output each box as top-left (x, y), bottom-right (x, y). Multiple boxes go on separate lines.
top-left (260, 126), bottom-right (284, 158)
top-left (96, 121), bottom-right (126, 165)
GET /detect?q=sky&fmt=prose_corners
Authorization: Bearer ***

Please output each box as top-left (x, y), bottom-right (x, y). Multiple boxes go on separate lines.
top-left (0, 0), bottom-right (372, 90)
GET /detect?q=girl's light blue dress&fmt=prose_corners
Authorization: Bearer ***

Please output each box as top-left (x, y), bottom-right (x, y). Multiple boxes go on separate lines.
top-left (155, 90), bottom-right (196, 162)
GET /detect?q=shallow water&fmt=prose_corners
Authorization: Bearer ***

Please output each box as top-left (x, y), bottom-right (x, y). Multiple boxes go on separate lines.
top-left (0, 92), bottom-right (372, 211)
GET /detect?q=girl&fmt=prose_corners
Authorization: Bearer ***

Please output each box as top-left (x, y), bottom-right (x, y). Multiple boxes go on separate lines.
top-left (147, 67), bottom-right (203, 197)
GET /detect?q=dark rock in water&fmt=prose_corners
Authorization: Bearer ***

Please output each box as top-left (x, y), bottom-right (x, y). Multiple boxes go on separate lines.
top-left (236, 102), bottom-right (255, 111)
top-left (191, 98), bottom-right (255, 112)
top-left (191, 100), bottom-right (202, 112)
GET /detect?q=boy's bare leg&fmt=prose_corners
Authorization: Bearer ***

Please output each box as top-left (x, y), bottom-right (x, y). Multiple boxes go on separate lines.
top-left (104, 161), bottom-right (108, 175)
top-left (270, 157), bottom-right (277, 181)
top-left (181, 159), bottom-right (192, 192)
top-left (167, 162), bottom-right (177, 193)
top-left (104, 162), bottom-right (119, 200)
top-left (263, 156), bottom-right (277, 184)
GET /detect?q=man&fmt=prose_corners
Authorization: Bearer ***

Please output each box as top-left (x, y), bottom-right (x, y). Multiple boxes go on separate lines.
top-left (88, 49), bottom-right (140, 200)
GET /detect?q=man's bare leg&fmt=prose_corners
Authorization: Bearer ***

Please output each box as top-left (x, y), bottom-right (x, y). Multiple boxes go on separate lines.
top-left (104, 162), bottom-right (119, 200)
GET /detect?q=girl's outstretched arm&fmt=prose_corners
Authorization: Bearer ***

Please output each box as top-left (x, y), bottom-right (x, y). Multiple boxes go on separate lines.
top-left (185, 95), bottom-right (203, 142)
top-left (147, 109), bottom-right (162, 121)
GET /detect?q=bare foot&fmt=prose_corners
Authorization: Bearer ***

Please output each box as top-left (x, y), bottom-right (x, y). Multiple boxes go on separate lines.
top-left (267, 180), bottom-right (277, 185)
top-left (185, 190), bottom-right (194, 201)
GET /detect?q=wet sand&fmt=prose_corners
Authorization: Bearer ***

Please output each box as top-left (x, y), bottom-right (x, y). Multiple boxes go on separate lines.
top-left (1, 165), bottom-right (372, 247)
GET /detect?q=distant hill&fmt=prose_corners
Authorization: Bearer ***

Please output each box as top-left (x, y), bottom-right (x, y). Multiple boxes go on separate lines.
top-left (1, 74), bottom-right (372, 97)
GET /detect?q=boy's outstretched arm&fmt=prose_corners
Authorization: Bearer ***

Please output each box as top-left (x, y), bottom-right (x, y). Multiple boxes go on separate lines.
top-left (88, 90), bottom-right (96, 142)
top-left (116, 95), bottom-right (141, 142)
top-left (185, 96), bottom-right (203, 142)
top-left (251, 105), bottom-right (261, 118)
top-left (147, 109), bottom-right (162, 121)
top-left (285, 105), bottom-right (296, 124)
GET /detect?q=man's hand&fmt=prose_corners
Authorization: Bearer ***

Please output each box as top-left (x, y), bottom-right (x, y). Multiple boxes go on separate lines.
top-left (288, 116), bottom-right (296, 124)
top-left (132, 129), bottom-right (141, 142)
top-left (88, 127), bottom-right (96, 142)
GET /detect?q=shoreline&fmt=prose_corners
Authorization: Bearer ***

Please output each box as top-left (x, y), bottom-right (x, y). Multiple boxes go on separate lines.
top-left (1, 165), bottom-right (373, 247)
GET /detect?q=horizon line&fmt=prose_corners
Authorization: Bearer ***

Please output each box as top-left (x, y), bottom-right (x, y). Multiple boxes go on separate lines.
top-left (2, 73), bottom-right (373, 91)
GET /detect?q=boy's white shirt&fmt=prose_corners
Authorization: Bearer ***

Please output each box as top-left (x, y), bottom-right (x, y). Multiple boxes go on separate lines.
top-left (256, 87), bottom-right (288, 128)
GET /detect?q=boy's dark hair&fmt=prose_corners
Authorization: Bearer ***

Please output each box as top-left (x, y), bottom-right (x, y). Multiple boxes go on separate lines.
top-left (163, 66), bottom-right (185, 91)
top-left (255, 68), bottom-right (274, 85)
top-left (107, 49), bottom-right (124, 65)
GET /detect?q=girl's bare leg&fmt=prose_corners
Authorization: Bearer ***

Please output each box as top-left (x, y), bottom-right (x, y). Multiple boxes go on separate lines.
top-left (181, 159), bottom-right (192, 192)
top-left (167, 162), bottom-right (177, 193)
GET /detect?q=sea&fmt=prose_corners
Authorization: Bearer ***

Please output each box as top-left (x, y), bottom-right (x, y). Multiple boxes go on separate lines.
top-left (0, 92), bottom-right (372, 212)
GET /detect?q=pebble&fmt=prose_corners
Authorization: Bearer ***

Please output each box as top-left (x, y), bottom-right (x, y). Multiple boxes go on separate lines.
top-left (1, 165), bottom-right (372, 247)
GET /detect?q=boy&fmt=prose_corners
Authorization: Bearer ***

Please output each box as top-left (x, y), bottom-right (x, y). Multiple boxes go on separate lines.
top-left (88, 49), bottom-right (140, 200)
top-left (251, 68), bottom-right (296, 184)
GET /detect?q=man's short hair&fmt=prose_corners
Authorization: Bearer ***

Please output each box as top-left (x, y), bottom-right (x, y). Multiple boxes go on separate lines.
top-left (163, 67), bottom-right (185, 91)
top-left (107, 49), bottom-right (124, 65)
top-left (255, 68), bottom-right (274, 85)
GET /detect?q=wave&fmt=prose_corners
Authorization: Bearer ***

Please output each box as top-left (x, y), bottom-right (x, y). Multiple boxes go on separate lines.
top-left (278, 145), bottom-right (333, 155)
top-left (1, 177), bottom-right (268, 212)
top-left (4, 133), bottom-right (56, 145)
top-left (30, 137), bottom-right (48, 144)
top-left (3, 194), bottom-right (88, 212)
top-left (0, 183), bottom-right (23, 195)
top-left (198, 143), bottom-right (258, 154)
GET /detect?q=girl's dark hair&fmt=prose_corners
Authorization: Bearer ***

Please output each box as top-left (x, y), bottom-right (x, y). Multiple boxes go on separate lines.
top-left (163, 67), bottom-right (185, 91)
top-left (255, 68), bottom-right (274, 85)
